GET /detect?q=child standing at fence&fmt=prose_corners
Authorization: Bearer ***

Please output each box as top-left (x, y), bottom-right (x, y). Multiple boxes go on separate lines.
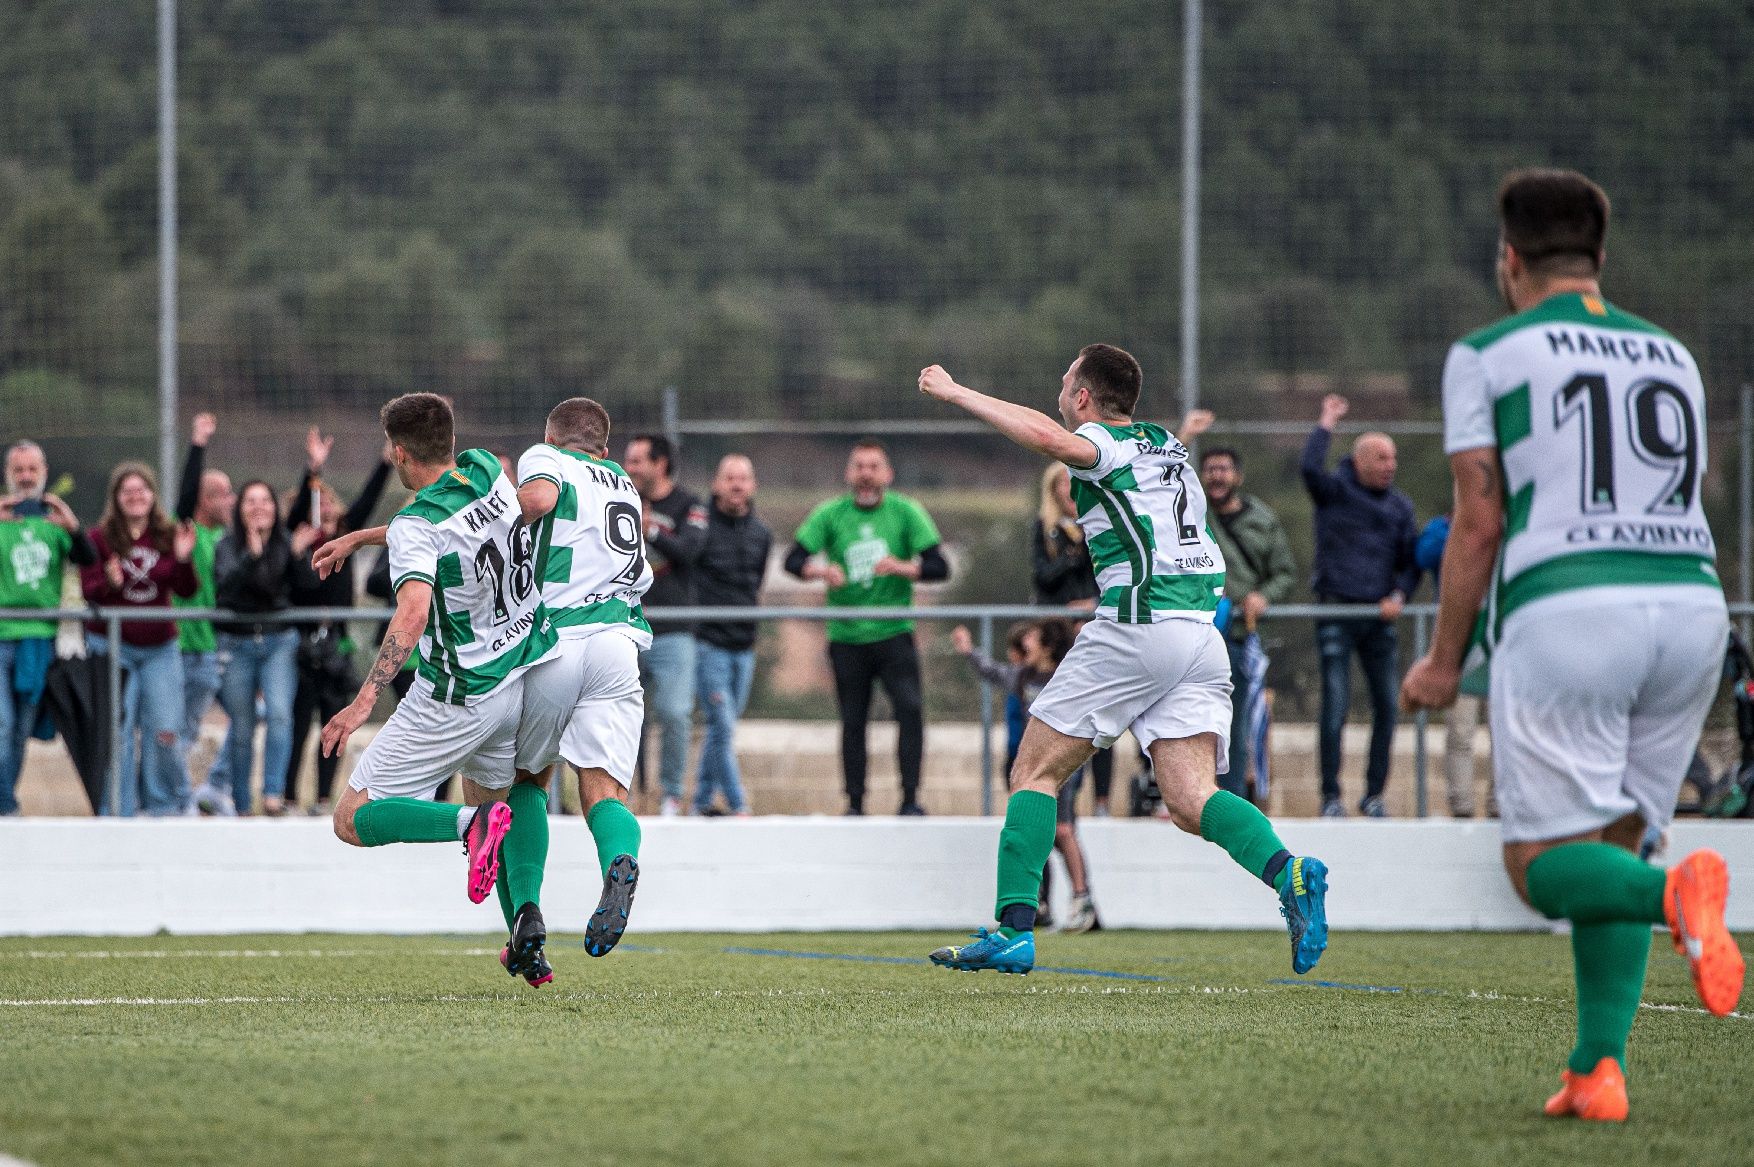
top-left (952, 619), bottom-right (1099, 932)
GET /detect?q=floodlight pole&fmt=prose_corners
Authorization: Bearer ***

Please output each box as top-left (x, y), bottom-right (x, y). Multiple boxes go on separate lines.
top-left (1178, 0), bottom-right (1202, 425)
top-left (157, 0), bottom-right (179, 487)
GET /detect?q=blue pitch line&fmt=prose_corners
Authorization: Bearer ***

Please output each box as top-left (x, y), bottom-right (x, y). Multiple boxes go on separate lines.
top-left (721, 947), bottom-right (1169, 982)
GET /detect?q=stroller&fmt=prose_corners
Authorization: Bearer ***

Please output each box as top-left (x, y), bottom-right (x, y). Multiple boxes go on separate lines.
top-left (1695, 628), bottom-right (1754, 819)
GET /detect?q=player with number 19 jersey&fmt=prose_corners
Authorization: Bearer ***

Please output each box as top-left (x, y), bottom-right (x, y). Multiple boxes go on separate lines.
top-left (1441, 292), bottom-right (1727, 844)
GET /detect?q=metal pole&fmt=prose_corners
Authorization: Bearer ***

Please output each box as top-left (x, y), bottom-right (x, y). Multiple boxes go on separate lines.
top-left (978, 613), bottom-right (994, 816)
top-left (1178, 0), bottom-right (1202, 423)
top-left (662, 385), bottom-right (681, 458)
top-left (106, 613), bottom-right (124, 817)
top-left (1740, 383), bottom-right (1751, 645)
top-left (156, 0), bottom-right (178, 487)
top-left (1412, 610), bottom-right (1429, 819)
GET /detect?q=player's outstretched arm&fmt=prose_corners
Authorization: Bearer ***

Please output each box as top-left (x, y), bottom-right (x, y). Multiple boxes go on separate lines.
top-left (517, 480), bottom-right (560, 525)
top-left (1401, 447), bottom-right (1503, 712)
top-left (322, 579), bottom-right (432, 757)
top-left (312, 524), bottom-right (389, 580)
top-left (918, 365), bottom-right (1097, 469)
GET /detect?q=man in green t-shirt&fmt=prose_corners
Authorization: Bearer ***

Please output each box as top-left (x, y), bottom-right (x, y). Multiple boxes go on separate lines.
top-left (173, 412), bottom-right (238, 815)
top-left (1, 439), bottom-right (97, 815)
top-left (784, 440), bottom-right (950, 815)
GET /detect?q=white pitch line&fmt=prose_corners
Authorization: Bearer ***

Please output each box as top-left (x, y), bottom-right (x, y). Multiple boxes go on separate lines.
top-left (0, 947), bottom-right (500, 961)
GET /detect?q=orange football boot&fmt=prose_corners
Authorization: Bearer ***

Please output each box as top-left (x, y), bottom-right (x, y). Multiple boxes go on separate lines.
top-left (1543, 1058), bottom-right (1629, 1122)
top-left (1664, 850), bottom-right (1746, 1018)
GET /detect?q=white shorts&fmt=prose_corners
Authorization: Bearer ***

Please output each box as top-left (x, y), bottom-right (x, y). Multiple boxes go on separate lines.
top-left (1029, 616), bottom-right (1233, 769)
top-left (1490, 587), bottom-right (1728, 843)
top-left (514, 630), bottom-right (644, 787)
top-left (347, 678), bottom-right (525, 800)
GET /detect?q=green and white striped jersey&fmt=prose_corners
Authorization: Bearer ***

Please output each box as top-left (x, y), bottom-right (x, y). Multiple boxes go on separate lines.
top-left (1068, 421), bottom-right (1227, 624)
top-left (1442, 292), bottom-right (1721, 627)
top-left (387, 448), bottom-right (558, 705)
top-left (515, 443), bottom-right (654, 648)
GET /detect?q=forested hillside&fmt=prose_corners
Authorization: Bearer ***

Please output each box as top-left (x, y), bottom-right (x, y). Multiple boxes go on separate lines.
top-left (3, 0), bottom-right (1752, 434)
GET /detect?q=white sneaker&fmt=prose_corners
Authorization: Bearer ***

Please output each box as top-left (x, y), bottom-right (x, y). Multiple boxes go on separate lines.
top-left (1061, 893), bottom-right (1099, 934)
top-left (660, 796), bottom-right (682, 817)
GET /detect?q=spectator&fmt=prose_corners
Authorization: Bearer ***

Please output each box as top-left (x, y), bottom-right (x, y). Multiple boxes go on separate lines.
top-left (1031, 462), bottom-right (1118, 815)
top-left (1414, 513), bottom-right (1494, 819)
top-left (623, 433), bottom-right (709, 817)
top-left (175, 413), bottom-right (239, 815)
top-left (1199, 446), bottom-right (1297, 801)
top-left (214, 480), bottom-right (315, 815)
top-left (691, 454), bottom-right (772, 816)
top-left (284, 427), bottom-right (393, 816)
top-left (1301, 394), bottom-right (1420, 818)
top-left (81, 463), bottom-right (198, 816)
top-left (0, 441), bottom-right (97, 815)
top-left (785, 439), bottom-right (950, 816)
top-left (952, 618), bottom-right (1098, 931)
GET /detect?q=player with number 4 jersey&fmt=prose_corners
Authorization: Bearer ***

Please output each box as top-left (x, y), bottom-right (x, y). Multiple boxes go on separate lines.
top-left (313, 395), bottom-right (558, 978)
top-left (509, 397), bottom-right (654, 962)
top-left (1403, 170), bottom-right (1742, 1122)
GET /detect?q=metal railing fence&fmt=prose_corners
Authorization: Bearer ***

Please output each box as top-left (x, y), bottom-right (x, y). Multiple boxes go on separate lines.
top-left (7, 601), bottom-right (1748, 818)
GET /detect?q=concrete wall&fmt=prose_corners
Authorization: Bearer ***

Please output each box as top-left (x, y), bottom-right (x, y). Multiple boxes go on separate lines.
top-left (4, 818), bottom-right (1750, 936)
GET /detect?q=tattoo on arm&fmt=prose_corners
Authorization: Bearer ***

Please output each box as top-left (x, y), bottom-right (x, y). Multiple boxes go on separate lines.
top-left (365, 631), bottom-right (415, 692)
top-left (1464, 453), bottom-right (1500, 500)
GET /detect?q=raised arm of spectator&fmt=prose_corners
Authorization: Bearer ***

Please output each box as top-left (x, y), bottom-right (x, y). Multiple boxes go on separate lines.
top-left (952, 626), bottom-right (1020, 691)
top-left (344, 457), bottom-right (393, 532)
top-left (37, 492), bottom-right (97, 566)
top-left (175, 412), bottom-right (216, 522)
top-left (1300, 395), bottom-right (1348, 504)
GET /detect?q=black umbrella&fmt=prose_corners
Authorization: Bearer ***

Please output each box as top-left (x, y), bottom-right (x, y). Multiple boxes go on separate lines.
top-left (39, 653), bottom-right (127, 814)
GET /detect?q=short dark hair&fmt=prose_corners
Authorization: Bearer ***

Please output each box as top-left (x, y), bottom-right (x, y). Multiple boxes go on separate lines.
top-left (1074, 344), bottom-right (1142, 418)
top-left (1199, 446), bottom-right (1242, 472)
top-left (547, 397), bottom-right (611, 454)
top-left (380, 393), bottom-right (454, 465)
top-left (1498, 168), bottom-right (1609, 276)
top-left (851, 437), bottom-right (888, 457)
top-left (629, 433), bottom-right (674, 474)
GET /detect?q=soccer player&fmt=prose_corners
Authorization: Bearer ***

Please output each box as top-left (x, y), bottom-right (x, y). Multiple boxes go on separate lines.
top-left (314, 393), bottom-right (558, 974)
top-left (917, 346), bottom-right (1329, 976)
top-left (508, 398), bottom-right (654, 963)
top-left (1402, 169), bottom-right (1744, 1121)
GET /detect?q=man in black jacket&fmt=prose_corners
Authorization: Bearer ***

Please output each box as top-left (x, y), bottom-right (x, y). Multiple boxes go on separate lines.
top-left (691, 454), bottom-right (771, 816)
top-left (624, 434), bottom-right (709, 816)
top-left (1301, 394), bottom-right (1421, 818)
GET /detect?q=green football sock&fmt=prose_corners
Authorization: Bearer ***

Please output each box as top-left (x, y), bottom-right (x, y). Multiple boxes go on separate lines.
top-left (353, 797), bottom-right (465, 847)
top-left (1567, 921), bottom-right (1652, 1073)
top-left (586, 797), bottom-right (641, 877)
top-left (994, 790), bottom-right (1058, 936)
top-left (501, 784), bottom-right (549, 913)
top-left (1524, 842), bottom-right (1666, 924)
top-left (1198, 790), bottom-right (1293, 890)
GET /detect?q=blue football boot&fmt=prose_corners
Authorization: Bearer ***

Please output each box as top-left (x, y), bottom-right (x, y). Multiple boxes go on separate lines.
top-left (928, 927), bottom-right (1035, 974)
top-left (1278, 856), bottom-right (1329, 974)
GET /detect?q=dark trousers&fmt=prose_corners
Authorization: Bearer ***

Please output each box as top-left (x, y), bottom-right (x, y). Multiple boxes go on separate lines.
top-left (286, 656), bottom-right (356, 803)
top-left (1315, 615), bottom-right (1399, 805)
top-left (1221, 637), bottom-right (1251, 799)
top-left (828, 633), bottom-right (924, 811)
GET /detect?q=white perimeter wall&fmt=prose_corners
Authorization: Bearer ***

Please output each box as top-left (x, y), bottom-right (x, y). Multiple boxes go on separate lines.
top-left (4, 818), bottom-right (1753, 937)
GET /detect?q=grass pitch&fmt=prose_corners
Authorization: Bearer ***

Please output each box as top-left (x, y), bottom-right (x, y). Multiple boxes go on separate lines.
top-left (1, 930), bottom-right (1748, 1167)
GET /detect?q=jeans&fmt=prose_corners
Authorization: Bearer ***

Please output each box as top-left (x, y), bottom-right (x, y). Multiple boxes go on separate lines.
top-left (694, 643), bottom-right (754, 813)
top-left (1315, 616), bottom-right (1399, 806)
top-left (1221, 637), bottom-right (1251, 799)
top-left (638, 632), bottom-right (697, 801)
top-left (828, 632), bottom-right (924, 812)
top-left (87, 634), bottom-right (186, 817)
top-left (217, 629), bottom-right (300, 812)
top-left (0, 639), bottom-right (42, 815)
top-left (181, 650), bottom-right (223, 790)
